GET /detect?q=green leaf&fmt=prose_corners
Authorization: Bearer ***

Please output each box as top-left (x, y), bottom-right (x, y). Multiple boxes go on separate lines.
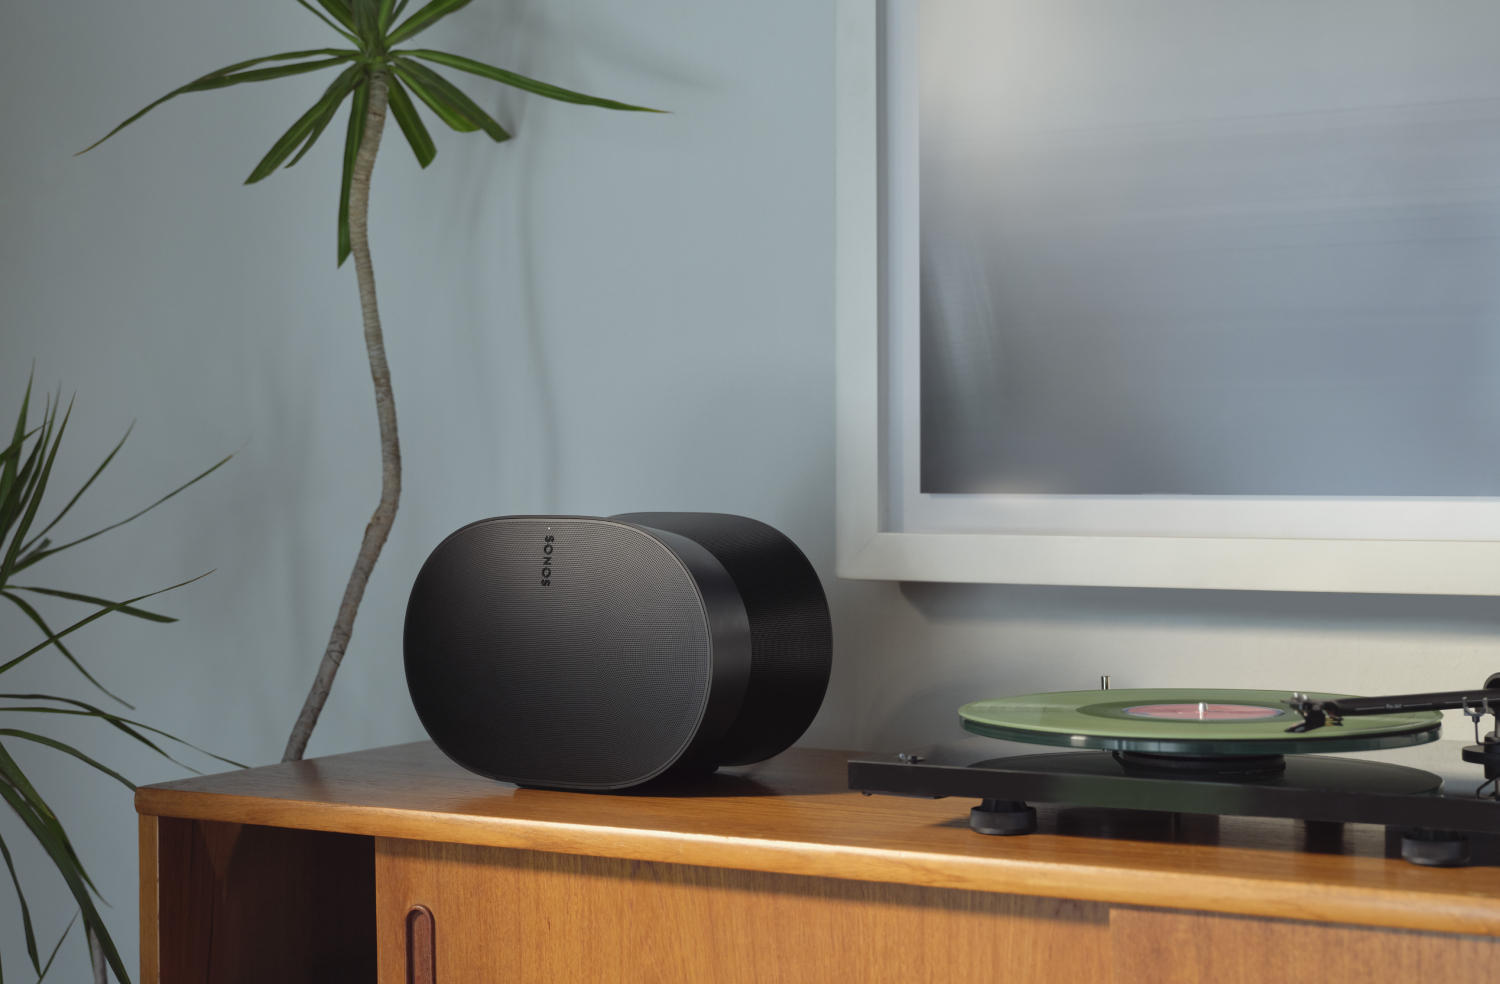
top-left (0, 705), bottom-right (185, 772)
top-left (0, 695), bottom-right (248, 771)
top-left (294, 0), bottom-right (359, 42)
top-left (386, 76), bottom-right (436, 167)
top-left (1, 592), bottom-right (136, 708)
top-left (192, 57), bottom-right (353, 93)
top-left (0, 408), bottom-right (45, 556)
top-left (0, 572), bottom-right (211, 678)
top-left (0, 383), bottom-right (47, 527)
top-left (0, 780), bottom-right (129, 984)
top-left (385, 0), bottom-right (476, 46)
top-left (405, 50), bottom-right (665, 113)
top-left (392, 65), bottom-right (479, 133)
top-left (350, 0), bottom-right (382, 46)
top-left (0, 730), bottom-right (135, 791)
top-left (0, 438), bottom-right (42, 542)
top-left (377, 0), bottom-right (398, 33)
top-left (0, 430), bottom-right (25, 472)
top-left (311, 0), bottom-right (356, 31)
top-left (1, 398), bottom-right (69, 585)
top-left (0, 741), bottom-right (61, 824)
top-left (17, 422), bottom-right (130, 558)
top-left (246, 65), bottom-right (367, 183)
top-left (78, 50), bottom-right (358, 155)
top-left (14, 449), bottom-right (234, 574)
top-left (287, 64), bottom-right (369, 169)
top-left (286, 98), bottom-right (345, 170)
top-left (0, 739), bottom-right (116, 958)
top-left (0, 374), bottom-right (33, 510)
top-left (36, 911), bottom-right (77, 983)
top-left (393, 59), bottom-right (509, 141)
top-left (0, 828), bottom-right (39, 975)
top-left (8, 587), bottom-right (174, 622)
top-left (0, 391), bottom-right (49, 552)
top-left (338, 83), bottom-right (370, 266)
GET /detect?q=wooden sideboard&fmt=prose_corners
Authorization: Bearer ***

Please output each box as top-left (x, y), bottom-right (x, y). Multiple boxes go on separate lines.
top-left (136, 742), bottom-right (1500, 983)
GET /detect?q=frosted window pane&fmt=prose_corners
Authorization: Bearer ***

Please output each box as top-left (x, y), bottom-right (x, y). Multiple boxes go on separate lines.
top-left (918, 0), bottom-right (1500, 495)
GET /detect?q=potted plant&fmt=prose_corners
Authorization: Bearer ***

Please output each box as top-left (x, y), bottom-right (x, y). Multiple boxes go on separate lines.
top-left (81, 0), bottom-right (662, 763)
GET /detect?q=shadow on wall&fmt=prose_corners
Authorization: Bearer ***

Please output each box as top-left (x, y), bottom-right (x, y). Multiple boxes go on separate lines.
top-left (863, 677), bottom-right (979, 753)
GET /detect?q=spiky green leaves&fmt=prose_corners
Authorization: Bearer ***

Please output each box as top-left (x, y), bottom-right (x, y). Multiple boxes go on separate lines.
top-left (308, 0), bottom-right (356, 32)
top-left (75, 49), bottom-right (357, 155)
top-left (0, 385), bottom-right (231, 678)
top-left (393, 58), bottom-right (509, 140)
top-left (0, 380), bottom-right (241, 984)
top-left (82, 0), bottom-right (665, 264)
top-left (405, 50), bottom-right (664, 112)
top-left (385, 0), bottom-right (478, 46)
top-left (350, 0), bottom-right (385, 48)
top-left (377, 0), bottom-right (399, 34)
top-left (0, 686), bottom-right (242, 984)
top-left (247, 64), bottom-right (367, 183)
top-left (387, 76), bottom-right (436, 168)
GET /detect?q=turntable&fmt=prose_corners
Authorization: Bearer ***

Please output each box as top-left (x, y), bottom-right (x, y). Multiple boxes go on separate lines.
top-left (848, 675), bottom-right (1500, 867)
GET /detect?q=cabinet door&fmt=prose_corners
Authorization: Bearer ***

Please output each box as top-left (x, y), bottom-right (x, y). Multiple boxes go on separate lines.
top-left (374, 838), bottom-right (1109, 984)
top-left (1112, 907), bottom-right (1500, 984)
top-left (141, 816), bottom-right (375, 984)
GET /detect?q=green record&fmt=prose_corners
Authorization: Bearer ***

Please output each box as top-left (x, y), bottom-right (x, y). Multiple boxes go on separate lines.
top-left (958, 688), bottom-right (1442, 756)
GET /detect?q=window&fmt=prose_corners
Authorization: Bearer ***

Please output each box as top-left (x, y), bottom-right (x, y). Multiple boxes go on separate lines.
top-left (836, 0), bottom-right (1500, 593)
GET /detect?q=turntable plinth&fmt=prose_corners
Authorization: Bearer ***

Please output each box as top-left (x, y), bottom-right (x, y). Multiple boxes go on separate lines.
top-left (136, 742), bottom-right (1500, 984)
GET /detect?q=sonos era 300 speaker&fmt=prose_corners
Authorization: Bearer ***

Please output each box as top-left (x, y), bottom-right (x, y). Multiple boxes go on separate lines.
top-left (404, 513), bottom-right (832, 790)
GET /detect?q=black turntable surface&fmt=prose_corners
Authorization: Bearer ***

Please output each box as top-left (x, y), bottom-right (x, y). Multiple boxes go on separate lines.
top-left (972, 749), bottom-right (1441, 796)
top-left (849, 683), bottom-right (1500, 867)
top-left (849, 735), bottom-right (1500, 857)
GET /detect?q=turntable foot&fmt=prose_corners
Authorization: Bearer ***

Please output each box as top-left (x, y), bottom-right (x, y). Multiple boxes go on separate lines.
top-left (1400, 828), bottom-right (1470, 867)
top-left (970, 799), bottom-right (1037, 836)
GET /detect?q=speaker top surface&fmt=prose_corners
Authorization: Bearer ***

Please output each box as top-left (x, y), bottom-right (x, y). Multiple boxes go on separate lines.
top-left (404, 516), bottom-right (721, 789)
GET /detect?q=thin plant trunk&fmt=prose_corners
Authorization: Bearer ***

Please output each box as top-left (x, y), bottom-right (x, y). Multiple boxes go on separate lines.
top-left (283, 72), bottom-right (398, 762)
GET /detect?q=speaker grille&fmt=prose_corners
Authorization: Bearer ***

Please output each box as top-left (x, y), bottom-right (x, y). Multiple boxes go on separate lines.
top-left (404, 517), bottom-right (711, 788)
top-left (612, 513), bottom-right (832, 765)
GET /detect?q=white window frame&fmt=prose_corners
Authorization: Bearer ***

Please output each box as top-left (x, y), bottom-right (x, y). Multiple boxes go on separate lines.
top-left (833, 0), bottom-right (1500, 594)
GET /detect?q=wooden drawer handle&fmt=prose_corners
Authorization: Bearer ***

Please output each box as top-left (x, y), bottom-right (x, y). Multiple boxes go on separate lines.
top-left (406, 905), bottom-right (435, 984)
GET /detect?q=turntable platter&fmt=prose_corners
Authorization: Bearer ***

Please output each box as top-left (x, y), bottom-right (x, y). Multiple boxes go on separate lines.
top-left (959, 688), bottom-right (1442, 755)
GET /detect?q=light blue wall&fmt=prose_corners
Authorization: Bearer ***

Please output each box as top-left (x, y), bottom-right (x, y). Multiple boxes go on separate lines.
top-left (1, 2), bottom-right (1496, 979)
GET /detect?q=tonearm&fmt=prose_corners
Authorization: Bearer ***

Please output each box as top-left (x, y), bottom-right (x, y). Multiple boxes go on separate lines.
top-left (1286, 673), bottom-right (1500, 791)
top-left (1285, 673), bottom-right (1500, 733)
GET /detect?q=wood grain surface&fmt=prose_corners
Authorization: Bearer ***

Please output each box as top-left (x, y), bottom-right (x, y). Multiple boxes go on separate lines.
top-left (136, 742), bottom-right (1500, 936)
top-left (1111, 907), bottom-right (1500, 983)
top-left (147, 817), bottom-right (375, 984)
top-left (375, 837), bottom-right (1110, 984)
top-left (139, 815), bottom-right (159, 984)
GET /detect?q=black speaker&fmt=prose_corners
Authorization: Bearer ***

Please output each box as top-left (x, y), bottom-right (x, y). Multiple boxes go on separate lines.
top-left (403, 513), bottom-right (832, 790)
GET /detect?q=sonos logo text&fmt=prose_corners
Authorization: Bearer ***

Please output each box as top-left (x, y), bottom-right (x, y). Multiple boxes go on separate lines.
top-left (540, 535), bottom-right (555, 585)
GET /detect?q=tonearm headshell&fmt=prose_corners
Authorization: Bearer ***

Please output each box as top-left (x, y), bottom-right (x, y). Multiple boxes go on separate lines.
top-left (1287, 672), bottom-right (1500, 794)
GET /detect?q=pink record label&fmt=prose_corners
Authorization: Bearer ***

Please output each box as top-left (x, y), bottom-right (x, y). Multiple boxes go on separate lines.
top-left (1123, 703), bottom-right (1284, 720)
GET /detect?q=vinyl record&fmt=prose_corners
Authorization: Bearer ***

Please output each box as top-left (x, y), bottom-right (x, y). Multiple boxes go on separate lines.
top-left (959, 688), bottom-right (1442, 755)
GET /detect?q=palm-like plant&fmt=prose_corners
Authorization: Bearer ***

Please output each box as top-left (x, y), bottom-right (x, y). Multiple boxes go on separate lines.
top-left (1, 379), bottom-right (239, 984)
top-left (82, 0), bottom-right (660, 762)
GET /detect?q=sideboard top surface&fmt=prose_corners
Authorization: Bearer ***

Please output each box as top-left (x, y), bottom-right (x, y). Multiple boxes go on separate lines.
top-left (138, 741), bottom-right (1500, 936)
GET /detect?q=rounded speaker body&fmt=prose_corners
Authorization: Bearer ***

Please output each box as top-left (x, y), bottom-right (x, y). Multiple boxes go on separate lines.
top-left (404, 513), bottom-right (831, 790)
